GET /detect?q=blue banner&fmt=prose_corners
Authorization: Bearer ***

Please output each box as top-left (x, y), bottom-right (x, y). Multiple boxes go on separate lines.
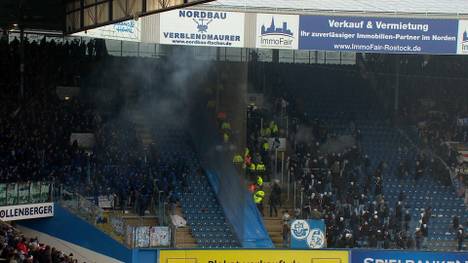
top-left (299, 16), bottom-right (459, 54)
top-left (290, 219), bottom-right (326, 249)
top-left (352, 249), bottom-right (468, 263)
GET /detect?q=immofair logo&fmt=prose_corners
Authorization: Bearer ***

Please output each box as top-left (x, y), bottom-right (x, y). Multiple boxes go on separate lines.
top-left (259, 16), bottom-right (295, 48)
top-left (291, 220), bottom-right (310, 240)
top-left (307, 228), bottom-right (325, 248)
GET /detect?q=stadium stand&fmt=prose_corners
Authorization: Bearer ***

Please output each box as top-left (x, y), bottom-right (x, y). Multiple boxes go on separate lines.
top-left (1, 32), bottom-right (468, 254)
top-left (253, 63), bottom-right (468, 251)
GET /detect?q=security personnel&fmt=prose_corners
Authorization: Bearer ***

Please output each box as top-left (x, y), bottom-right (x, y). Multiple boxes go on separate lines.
top-left (249, 162), bottom-right (257, 173)
top-left (270, 121), bottom-right (279, 136)
top-left (262, 141), bottom-right (270, 152)
top-left (233, 154), bottom-right (243, 165)
top-left (256, 175), bottom-right (264, 187)
top-left (221, 121), bottom-right (231, 131)
top-left (253, 190), bottom-right (265, 216)
top-left (256, 162), bottom-right (266, 176)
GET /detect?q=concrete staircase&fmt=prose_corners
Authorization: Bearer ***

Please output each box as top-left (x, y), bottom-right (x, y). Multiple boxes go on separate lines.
top-left (261, 183), bottom-right (292, 248)
top-left (175, 228), bottom-right (198, 248)
top-left (174, 207), bottom-right (197, 248)
top-left (263, 213), bottom-right (284, 248)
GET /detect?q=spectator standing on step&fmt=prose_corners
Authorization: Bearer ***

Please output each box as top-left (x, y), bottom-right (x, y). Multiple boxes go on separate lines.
top-left (457, 225), bottom-right (465, 251)
top-left (404, 210), bottom-right (411, 231)
top-left (453, 215), bottom-right (460, 230)
top-left (269, 179), bottom-right (281, 217)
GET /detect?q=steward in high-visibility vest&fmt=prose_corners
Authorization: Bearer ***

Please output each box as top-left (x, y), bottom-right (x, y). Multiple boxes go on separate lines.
top-left (221, 121), bottom-right (231, 131)
top-left (256, 163), bottom-right (266, 174)
top-left (271, 123), bottom-right (279, 136)
top-left (249, 163), bottom-right (257, 172)
top-left (253, 190), bottom-right (265, 203)
top-left (223, 133), bottom-right (229, 143)
top-left (256, 175), bottom-right (264, 187)
top-left (262, 141), bottom-right (270, 152)
top-left (253, 190), bottom-right (265, 216)
top-left (233, 154), bottom-right (243, 164)
top-left (244, 148), bottom-right (250, 158)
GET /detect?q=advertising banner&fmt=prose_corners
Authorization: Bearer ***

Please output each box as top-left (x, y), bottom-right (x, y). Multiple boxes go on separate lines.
top-left (299, 16), bottom-right (458, 54)
top-left (160, 250), bottom-right (348, 263)
top-left (73, 20), bottom-right (141, 42)
top-left (160, 9), bottom-right (245, 47)
top-left (351, 249), bottom-right (468, 263)
top-left (290, 219), bottom-right (327, 249)
top-left (457, 20), bottom-right (468, 54)
top-left (149, 226), bottom-right (170, 247)
top-left (0, 202), bottom-right (54, 221)
top-left (256, 14), bottom-right (299, 50)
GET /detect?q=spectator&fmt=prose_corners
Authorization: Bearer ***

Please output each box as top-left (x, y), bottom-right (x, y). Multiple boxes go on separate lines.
top-left (457, 225), bottom-right (464, 251)
top-left (269, 180), bottom-right (281, 217)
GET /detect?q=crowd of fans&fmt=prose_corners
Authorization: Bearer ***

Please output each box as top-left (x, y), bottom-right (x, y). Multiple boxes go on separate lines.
top-left (0, 222), bottom-right (79, 263)
top-left (363, 53), bottom-right (468, 196)
top-left (286, 126), bottom-right (432, 249)
top-left (243, 66), bottom-right (467, 250)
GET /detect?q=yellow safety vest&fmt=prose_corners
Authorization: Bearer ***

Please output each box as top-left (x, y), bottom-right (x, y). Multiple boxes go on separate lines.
top-left (272, 124), bottom-right (278, 134)
top-left (262, 142), bottom-right (270, 151)
top-left (257, 164), bottom-right (266, 172)
top-left (257, 176), bottom-right (264, 186)
top-left (249, 163), bottom-right (256, 171)
top-left (253, 190), bottom-right (265, 203)
top-left (223, 133), bottom-right (229, 143)
top-left (244, 148), bottom-right (250, 158)
top-left (221, 122), bottom-right (231, 130)
top-left (233, 155), bottom-right (243, 164)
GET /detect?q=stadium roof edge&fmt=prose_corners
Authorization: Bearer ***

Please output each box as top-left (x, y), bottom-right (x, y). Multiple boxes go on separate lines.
top-left (198, 1), bottom-right (468, 19)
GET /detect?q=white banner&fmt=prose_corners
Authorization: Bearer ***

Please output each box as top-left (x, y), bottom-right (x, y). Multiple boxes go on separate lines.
top-left (256, 14), bottom-right (299, 50)
top-left (457, 20), bottom-right (468, 54)
top-left (97, 195), bottom-right (114, 209)
top-left (160, 9), bottom-right (245, 47)
top-left (73, 20), bottom-right (141, 42)
top-left (0, 203), bottom-right (54, 221)
top-left (149, 226), bottom-right (170, 247)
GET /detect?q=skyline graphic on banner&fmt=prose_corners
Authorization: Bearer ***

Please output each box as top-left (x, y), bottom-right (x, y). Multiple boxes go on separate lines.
top-left (261, 17), bottom-right (293, 37)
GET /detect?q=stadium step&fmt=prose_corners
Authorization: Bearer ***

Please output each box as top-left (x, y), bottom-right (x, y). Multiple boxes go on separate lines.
top-left (175, 228), bottom-right (198, 248)
top-left (174, 204), bottom-right (198, 248)
top-left (263, 208), bottom-right (291, 248)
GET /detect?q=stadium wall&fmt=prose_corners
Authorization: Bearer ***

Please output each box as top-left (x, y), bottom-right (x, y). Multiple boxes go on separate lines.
top-left (18, 203), bottom-right (132, 263)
